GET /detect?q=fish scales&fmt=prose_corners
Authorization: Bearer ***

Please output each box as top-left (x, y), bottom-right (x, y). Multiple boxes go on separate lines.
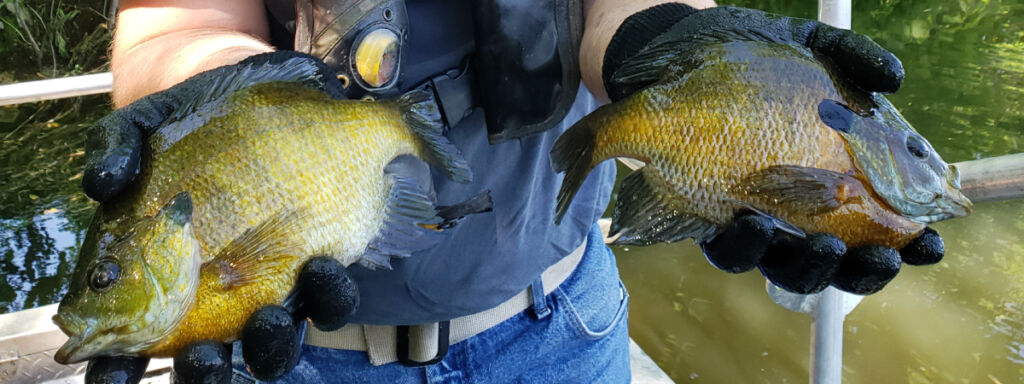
top-left (557, 41), bottom-right (951, 248)
top-left (138, 84), bottom-right (418, 354)
top-left (53, 68), bottom-right (474, 364)
top-left (133, 85), bottom-right (413, 263)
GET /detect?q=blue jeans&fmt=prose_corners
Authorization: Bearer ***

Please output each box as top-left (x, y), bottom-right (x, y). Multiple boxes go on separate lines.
top-left (232, 226), bottom-right (630, 383)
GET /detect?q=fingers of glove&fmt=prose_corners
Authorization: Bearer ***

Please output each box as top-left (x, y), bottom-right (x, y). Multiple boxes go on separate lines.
top-left (899, 227), bottom-right (945, 265)
top-left (84, 356), bottom-right (149, 384)
top-left (297, 256), bottom-right (359, 332)
top-left (759, 233), bottom-right (847, 295)
top-left (81, 93), bottom-right (179, 202)
top-left (803, 23), bottom-right (905, 93)
top-left (241, 305), bottom-right (302, 381)
top-left (700, 214), bottom-right (776, 273)
top-left (172, 341), bottom-right (233, 384)
top-left (82, 113), bottom-right (144, 202)
top-left (832, 245), bottom-right (901, 295)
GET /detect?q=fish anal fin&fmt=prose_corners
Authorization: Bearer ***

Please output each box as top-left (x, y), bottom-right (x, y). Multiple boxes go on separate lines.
top-left (610, 169), bottom-right (718, 246)
top-left (733, 165), bottom-right (868, 217)
top-left (360, 173), bottom-right (445, 270)
top-left (202, 210), bottom-right (305, 290)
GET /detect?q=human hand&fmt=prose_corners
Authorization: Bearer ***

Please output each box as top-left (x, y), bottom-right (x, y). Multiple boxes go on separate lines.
top-left (601, 4), bottom-right (938, 295)
top-left (82, 51), bottom-right (345, 203)
top-left (81, 256), bottom-right (359, 384)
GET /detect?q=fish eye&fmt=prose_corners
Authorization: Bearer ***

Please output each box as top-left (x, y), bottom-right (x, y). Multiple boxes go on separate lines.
top-left (89, 259), bottom-right (120, 292)
top-left (906, 135), bottom-right (930, 159)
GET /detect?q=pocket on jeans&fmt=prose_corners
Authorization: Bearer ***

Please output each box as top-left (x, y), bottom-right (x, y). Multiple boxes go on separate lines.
top-left (554, 274), bottom-right (629, 340)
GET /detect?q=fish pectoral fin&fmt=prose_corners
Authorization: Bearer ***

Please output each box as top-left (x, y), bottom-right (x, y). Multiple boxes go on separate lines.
top-left (202, 210), bottom-right (305, 290)
top-left (360, 173), bottom-right (449, 270)
top-left (733, 165), bottom-right (868, 218)
top-left (609, 169), bottom-right (718, 246)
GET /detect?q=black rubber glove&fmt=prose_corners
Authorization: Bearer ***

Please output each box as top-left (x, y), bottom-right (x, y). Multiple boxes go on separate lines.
top-left (603, 4), bottom-right (942, 295)
top-left (82, 51), bottom-right (346, 203)
top-left (83, 256), bottom-right (359, 384)
top-left (79, 52), bottom-right (355, 383)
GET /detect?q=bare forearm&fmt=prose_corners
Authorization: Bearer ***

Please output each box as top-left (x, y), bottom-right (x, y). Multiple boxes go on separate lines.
top-left (110, 0), bottom-right (273, 107)
top-left (580, 0), bottom-right (715, 103)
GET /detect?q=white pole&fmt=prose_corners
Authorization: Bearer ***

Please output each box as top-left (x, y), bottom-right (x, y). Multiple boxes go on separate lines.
top-left (811, 2), bottom-right (852, 384)
top-left (811, 287), bottom-right (845, 383)
top-left (818, 0), bottom-right (852, 29)
top-left (0, 72), bottom-right (113, 106)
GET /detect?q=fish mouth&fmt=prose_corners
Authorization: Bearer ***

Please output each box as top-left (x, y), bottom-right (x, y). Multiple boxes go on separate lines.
top-left (52, 314), bottom-right (109, 365)
top-left (914, 190), bottom-right (973, 223)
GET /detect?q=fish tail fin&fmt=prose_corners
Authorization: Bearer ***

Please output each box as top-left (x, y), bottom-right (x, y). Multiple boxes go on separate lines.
top-left (396, 88), bottom-right (472, 183)
top-left (550, 105), bottom-right (616, 225)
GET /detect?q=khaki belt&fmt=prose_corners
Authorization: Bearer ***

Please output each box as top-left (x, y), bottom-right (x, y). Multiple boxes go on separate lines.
top-left (304, 238), bottom-right (587, 366)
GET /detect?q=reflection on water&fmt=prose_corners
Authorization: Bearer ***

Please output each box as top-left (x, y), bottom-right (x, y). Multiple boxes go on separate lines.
top-left (0, 95), bottom-right (104, 313)
top-left (617, 0), bottom-right (1024, 382)
top-left (1, 212), bottom-right (78, 311)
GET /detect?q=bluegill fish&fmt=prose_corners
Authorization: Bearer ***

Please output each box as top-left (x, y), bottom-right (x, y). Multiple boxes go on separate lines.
top-left (552, 39), bottom-right (971, 248)
top-left (52, 58), bottom-right (486, 364)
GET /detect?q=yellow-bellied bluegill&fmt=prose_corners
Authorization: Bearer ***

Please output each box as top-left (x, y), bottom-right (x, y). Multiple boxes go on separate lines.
top-left (52, 59), bottom-right (481, 364)
top-left (552, 40), bottom-right (971, 249)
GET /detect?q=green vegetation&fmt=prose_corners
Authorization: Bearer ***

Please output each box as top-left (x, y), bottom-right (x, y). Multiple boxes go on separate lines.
top-left (0, 0), bottom-right (111, 313)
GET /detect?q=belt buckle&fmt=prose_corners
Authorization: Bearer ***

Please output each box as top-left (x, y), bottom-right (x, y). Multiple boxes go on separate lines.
top-left (396, 320), bottom-right (450, 367)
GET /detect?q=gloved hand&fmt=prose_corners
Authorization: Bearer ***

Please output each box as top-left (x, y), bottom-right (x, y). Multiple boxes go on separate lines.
top-left (78, 52), bottom-right (357, 384)
top-left (602, 4), bottom-right (944, 295)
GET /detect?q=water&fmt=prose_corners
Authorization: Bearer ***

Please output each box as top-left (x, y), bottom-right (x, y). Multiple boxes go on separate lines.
top-left (616, 0), bottom-right (1024, 382)
top-left (1, 0), bottom-right (1023, 382)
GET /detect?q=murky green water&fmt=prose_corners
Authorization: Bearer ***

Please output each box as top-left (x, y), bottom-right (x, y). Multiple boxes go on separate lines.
top-left (1, 0), bottom-right (1023, 383)
top-left (617, 0), bottom-right (1024, 383)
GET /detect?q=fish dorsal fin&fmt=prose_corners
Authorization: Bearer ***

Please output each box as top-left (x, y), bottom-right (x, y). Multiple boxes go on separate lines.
top-left (150, 54), bottom-right (341, 152)
top-left (394, 88), bottom-right (472, 183)
top-left (733, 165), bottom-right (869, 217)
top-left (610, 168), bottom-right (718, 245)
top-left (608, 41), bottom-right (701, 101)
top-left (202, 210), bottom-right (304, 290)
top-left (608, 7), bottom-right (809, 101)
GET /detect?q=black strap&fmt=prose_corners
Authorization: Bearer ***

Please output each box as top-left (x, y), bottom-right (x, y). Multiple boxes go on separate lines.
top-left (426, 58), bottom-right (477, 130)
top-left (396, 321), bottom-right (451, 367)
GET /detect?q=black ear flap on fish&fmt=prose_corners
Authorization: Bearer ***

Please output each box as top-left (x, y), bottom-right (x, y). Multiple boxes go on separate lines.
top-left (818, 99), bottom-right (855, 134)
top-left (609, 168), bottom-right (718, 246)
top-left (160, 192), bottom-right (194, 226)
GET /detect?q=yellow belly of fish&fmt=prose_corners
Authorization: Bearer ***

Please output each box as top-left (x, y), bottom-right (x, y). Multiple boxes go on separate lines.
top-left (138, 89), bottom-right (419, 356)
top-left (595, 69), bottom-right (923, 248)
